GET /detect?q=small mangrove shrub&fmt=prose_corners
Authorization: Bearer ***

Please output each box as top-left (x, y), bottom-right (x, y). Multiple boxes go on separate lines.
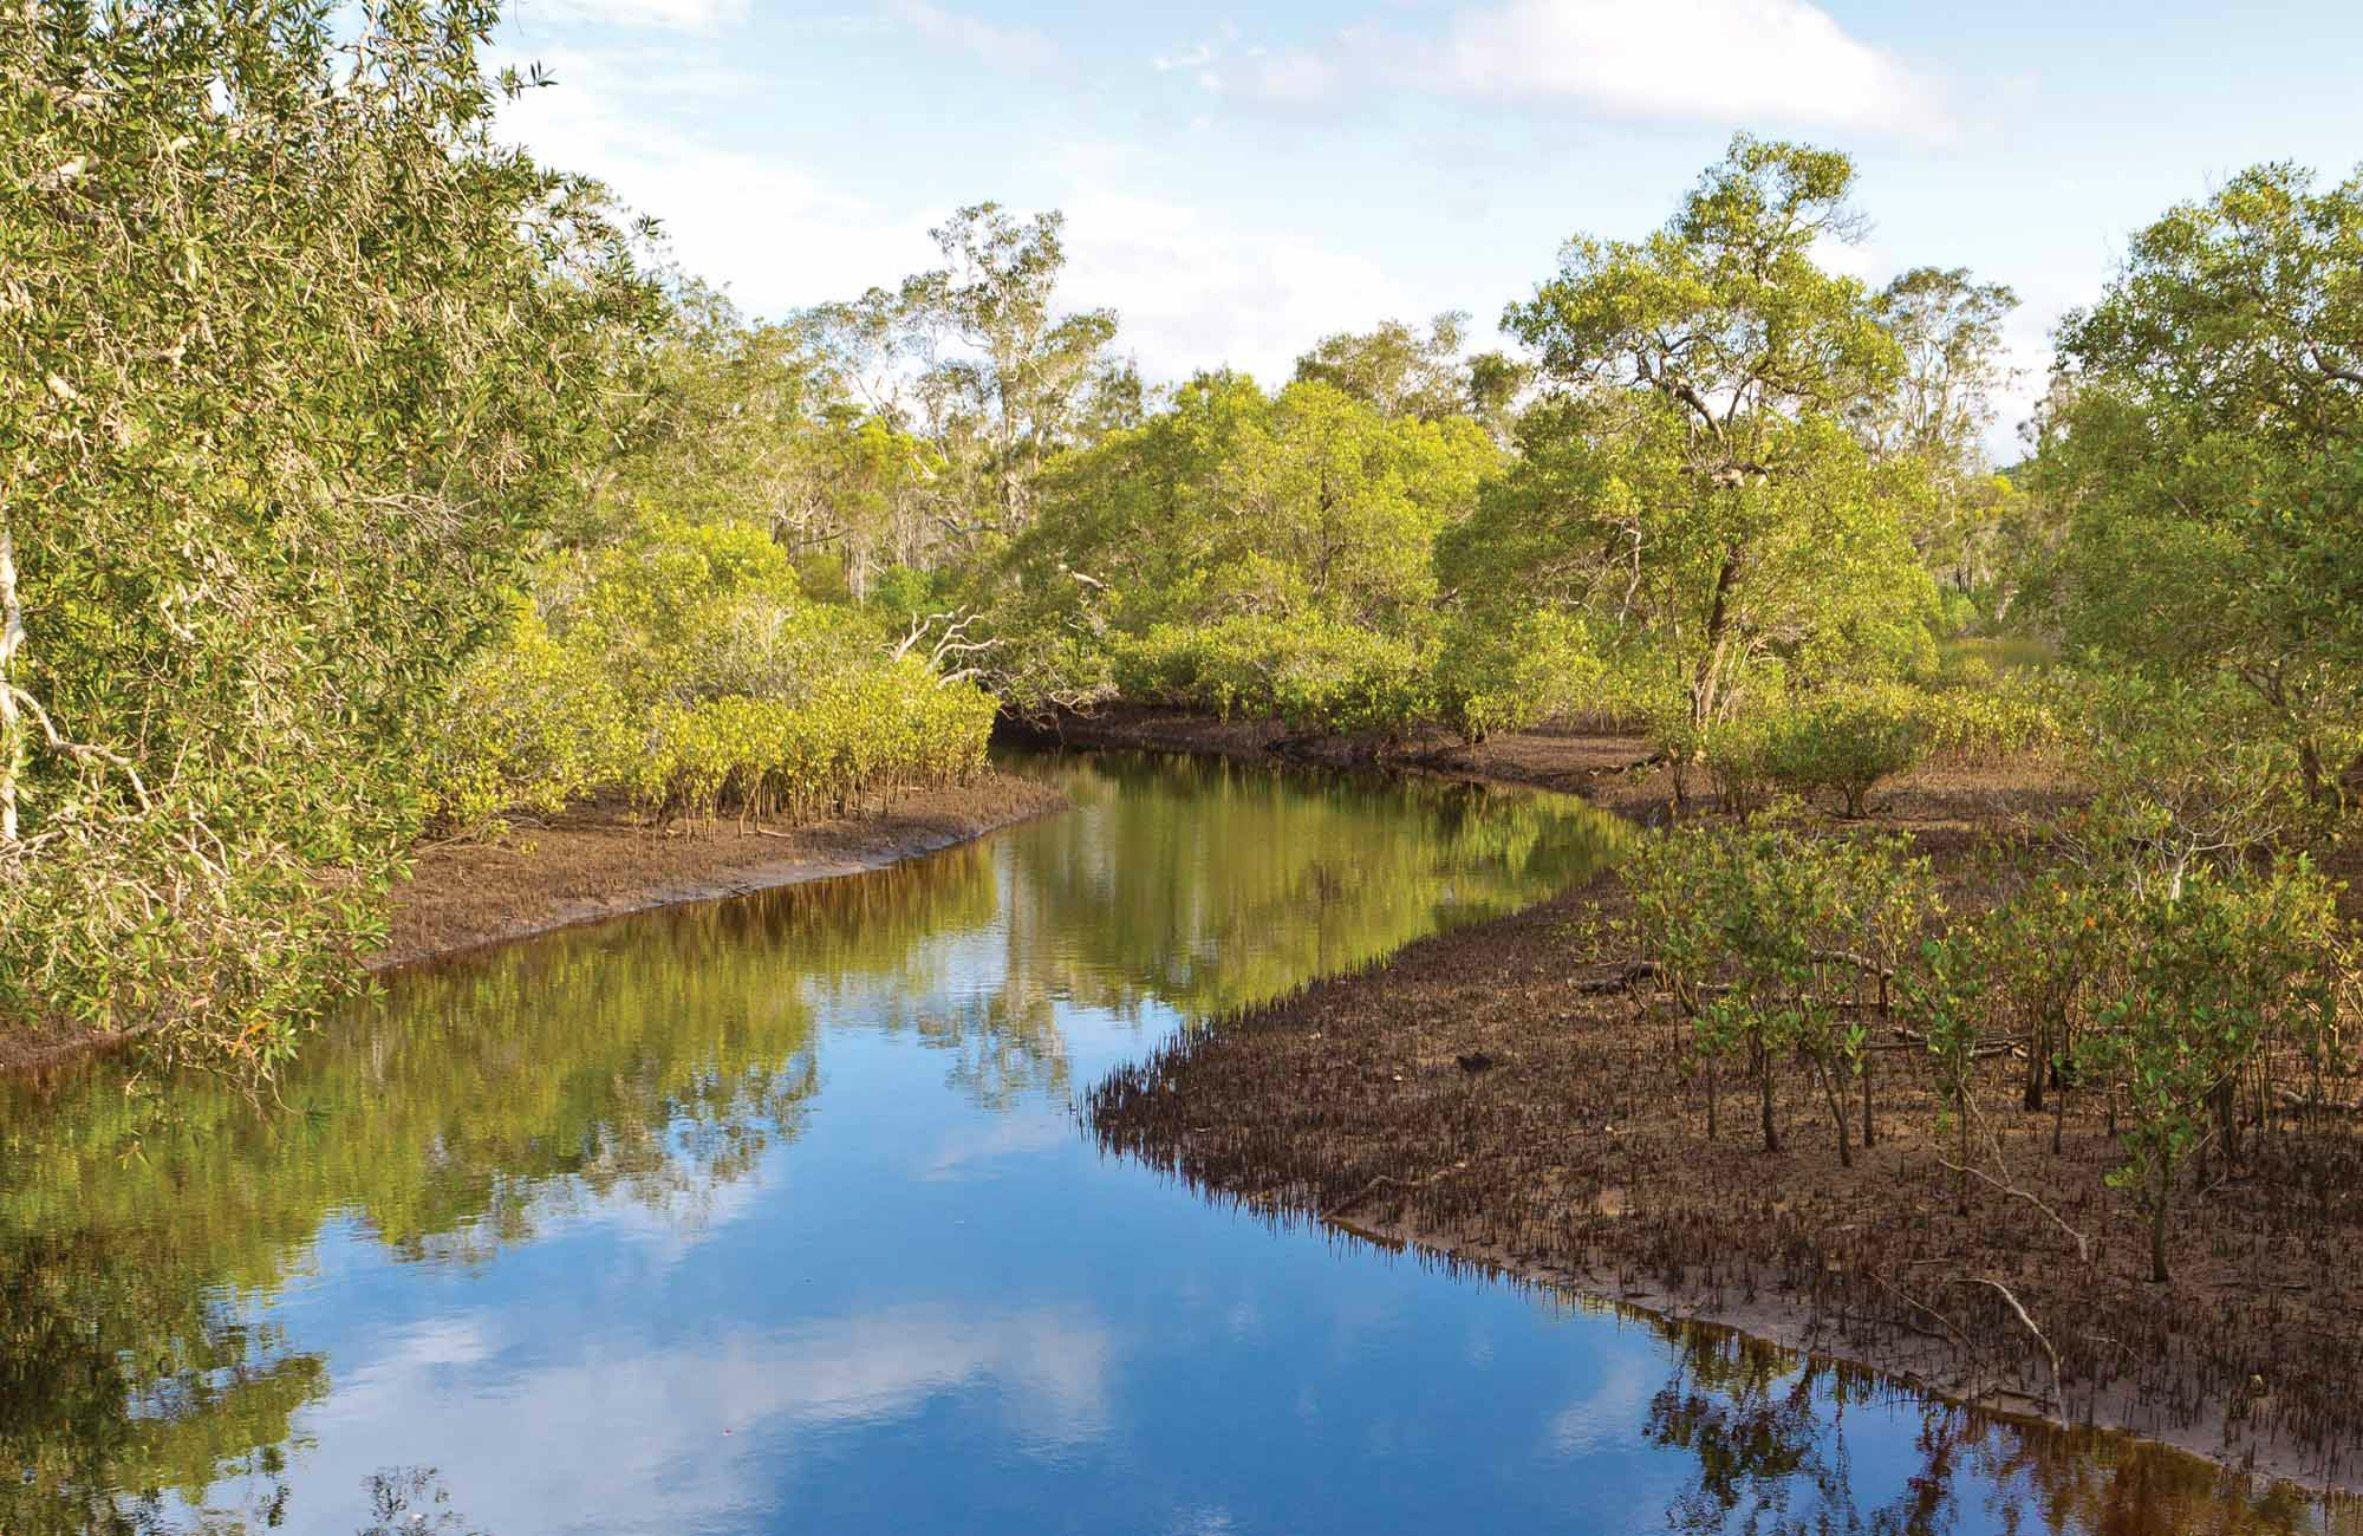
top-left (428, 518), bottom-right (996, 834)
top-left (1759, 691), bottom-right (1932, 817)
top-left (1110, 616), bottom-right (1432, 738)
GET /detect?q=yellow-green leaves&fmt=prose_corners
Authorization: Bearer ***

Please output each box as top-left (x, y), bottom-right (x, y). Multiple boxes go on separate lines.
top-left (0, 0), bottom-right (654, 1065)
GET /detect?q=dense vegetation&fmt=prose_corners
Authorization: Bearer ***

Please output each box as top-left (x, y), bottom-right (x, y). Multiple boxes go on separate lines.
top-left (3, 0), bottom-right (2360, 1232)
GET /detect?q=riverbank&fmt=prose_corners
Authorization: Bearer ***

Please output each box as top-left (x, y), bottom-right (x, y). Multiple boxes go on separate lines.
top-left (377, 770), bottom-right (1069, 971)
top-left (0, 772), bottom-right (1067, 1080)
top-left (1078, 709), bottom-right (2363, 1495)
top-left (1005, 703), bottom-right (2084, 830)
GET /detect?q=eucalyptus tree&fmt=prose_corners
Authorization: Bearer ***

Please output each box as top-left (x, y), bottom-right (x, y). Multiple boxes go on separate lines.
top-left (1865, 266), bottom-right (2019, 469)
top-left (1863, 268), bottom-right (2030, 605)
top-left (865, 204), bottom-right (1131, 550)
top-left (1460, 136), bottom-right (1937, 737)
top-left (2037, 161), bottom-right (2363, 807)
top-left (0, 0), bottom-right (653, 1064)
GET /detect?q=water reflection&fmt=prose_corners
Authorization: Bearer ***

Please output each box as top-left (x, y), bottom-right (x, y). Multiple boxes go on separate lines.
top-left (1631, 1320), bottom-right (2351, 1535)
top-left (0, 752), bottom-right (2346, 1533)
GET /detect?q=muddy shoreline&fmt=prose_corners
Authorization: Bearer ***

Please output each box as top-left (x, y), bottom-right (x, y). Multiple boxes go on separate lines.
top-left (1074, 708), bottom-right (2363, 1503)
top-left (376, 770), bottom-right (1068, 971)
top-left (0, 771), bottom-right (1068, 1079)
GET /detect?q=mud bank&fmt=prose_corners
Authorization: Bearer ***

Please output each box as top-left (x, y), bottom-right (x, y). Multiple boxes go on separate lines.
top-left (377, 770), bottom-right (1069, 971)
top-left (0, 773), bottom-right (1068, 1081)
top-left (1074, 715), bottom-right (2363, 1498)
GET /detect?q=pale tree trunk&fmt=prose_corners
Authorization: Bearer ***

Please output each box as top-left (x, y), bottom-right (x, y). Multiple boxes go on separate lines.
top-left (0, 523), bottom-right (23, 845)
top-left (1687, 544), bottom-right (1743, 734)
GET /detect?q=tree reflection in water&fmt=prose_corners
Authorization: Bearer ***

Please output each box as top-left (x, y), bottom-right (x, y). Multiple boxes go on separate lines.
top-left (0, 753), bottom-right (1616, 1529)
top-left (8, 752), bottom-right (2337, 1535)
top-left (1639, 1320), bottom-right (2354, 1536)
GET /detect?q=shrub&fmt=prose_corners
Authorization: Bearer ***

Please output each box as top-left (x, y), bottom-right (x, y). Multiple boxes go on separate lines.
top-left (422, 608), bottom-right (637, 838)
top-left (428, 519), bottom-right (999, 837)
top-left (1433, 610), bottom-right (1607, 742)
top-left (633, 662), bottom-right (995, 826)
top-left (1761, 692), bottom-right (1932, 816)
top-left (2079, 860), bottom-right (2345, 1282)
top-left (1909, 679), bottom-right (2063, 765)
top-left (1700, 715), bottom-right (1780, 819)
top-left (1110, 616), bottom-right (1432, 738)
top-left (1625, 816), bottom-right (1935, 1161)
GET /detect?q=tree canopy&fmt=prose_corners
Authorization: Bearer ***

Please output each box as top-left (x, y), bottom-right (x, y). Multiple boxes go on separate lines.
top-left (1462, 136), bottom-right (1938, 736)
top-left (2037, 163), bottom-right (2363, 803)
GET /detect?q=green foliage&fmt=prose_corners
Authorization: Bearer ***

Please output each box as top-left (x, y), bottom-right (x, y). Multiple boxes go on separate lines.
top-left (1461, 136), bottom-right (1947, 741)
top-left (0, 0), bottom-right (654, 1067)
top-left (2059, 671), bottom-right (2322, 867)
top-left (1684, 678), bottom-right (2057, 818)
top-left (1432, 610), bottom-right (1608, 741)
top-left (1698, 712), bottom-right (1781, 820)
top-left (428, 517), bottom-right (997, 833)
top-left (1758, 691), bottom-right (1933, 817)
top-left (994, 372), bottom-right (1498, 724)
top-left (1629, 784), bottom-right (2355, 1284)
top-left (1110, 616), bottom-right (1431, 738)
top-left (2036, 160), bottom-right (2363, 810)
top-left (425, 605), bottom-right (635, 837)
top-left (1627, 817), bottom-right (1934, 1159)
top-left (1896, 926), bottom-right (1988, 1212)
top-left (805, 202), bottom-right (1130, 554)
top-left (633, 663), bottom-right (994, 825)
top-left (2078, 861), bottom-right (2346, 1281)
top-left (1909, 675), bottom-right (2063, 765)
top-left (1292, 311), bottom-right (1528, 432)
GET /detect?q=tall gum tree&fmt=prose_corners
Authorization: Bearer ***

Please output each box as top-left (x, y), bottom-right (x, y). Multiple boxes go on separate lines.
top-left (815, 204), bottom-right (1130, 556)
top-left (1458, 136), bottom-right (1937, 733)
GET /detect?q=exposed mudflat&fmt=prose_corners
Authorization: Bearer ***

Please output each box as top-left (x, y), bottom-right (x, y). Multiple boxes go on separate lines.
top-left (376, 771), bottom-right (1069, 971)
top-left (0, 774), bottom-right (1069, 1080)
top-left (1077, 709), bottom-right (2363, 1496)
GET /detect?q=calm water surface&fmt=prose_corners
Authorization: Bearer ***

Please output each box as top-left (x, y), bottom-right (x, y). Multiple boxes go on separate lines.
top-left (0, 752), bottom-right (2346, 1534)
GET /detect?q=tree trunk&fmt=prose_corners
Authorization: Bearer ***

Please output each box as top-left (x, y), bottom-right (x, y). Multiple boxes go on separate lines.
top-left (1755, 1040), bottom-right (1779, 1154)
top-left (1955, 1084), bottom-right (1971, 1217)
top-left (1817, 1059), bottom-right (1853, 1169)
top-left (2299, 734), bottom-right (2326, 807)
top-left (2149, 1161), bottom-right (2173, 1284)
top-left (2023, 1015), bottom-right (2046, 1112)
top-left (0, 524), bottom-right (23, 845)
top-left (1686, 545), bottom-right (1744, 735)
top-left (1864, 975), bottom-right (1887, 1149)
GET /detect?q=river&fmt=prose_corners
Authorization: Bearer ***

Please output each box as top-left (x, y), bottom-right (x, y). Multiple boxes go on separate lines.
top-left (0, 752), bottom-right (2344, 1534)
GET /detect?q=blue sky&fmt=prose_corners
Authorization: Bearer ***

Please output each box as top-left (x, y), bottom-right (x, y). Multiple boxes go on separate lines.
top-left (493, 0), bottom-right (2363, 447)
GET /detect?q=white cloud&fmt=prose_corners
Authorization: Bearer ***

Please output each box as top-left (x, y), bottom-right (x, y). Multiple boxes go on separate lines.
top-left (497, 46), bottom-right (939, 313)
top-left (1057, 189), bottom-right (1421, 386)
top-left (1183, 0), bottom-right (1937, 135)
top-left (884, 0), bottom-right (1059, 73)
top-left (513, 0), bottom-right (749, 31)
top-left (1441, 0), bottom-right (1929, 131)
top-left (278, 1304), bottom-right (1115, 1532)
top-left (503, 54), bottom-right (1427, 387)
